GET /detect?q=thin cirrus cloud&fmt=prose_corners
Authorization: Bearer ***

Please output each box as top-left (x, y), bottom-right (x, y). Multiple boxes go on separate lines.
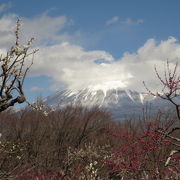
top-left (124, 18), bottom-right (144, 24)
top-left (0, 12), bottom-right (73, 48)
top-left (0, 13), bottom-right (179, 94)
top-left (106, 16), bottom-right (144, 25)
top-left (30, 86), bottom-right (44, 92)
top-left (0, 2), bottom-right (12, 13)
top-left (106, 16), bottom-right (119, 25)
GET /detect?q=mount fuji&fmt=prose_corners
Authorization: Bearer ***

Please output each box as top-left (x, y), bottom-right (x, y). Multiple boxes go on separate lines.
top-left (44, 82), bottom-right (169, 118)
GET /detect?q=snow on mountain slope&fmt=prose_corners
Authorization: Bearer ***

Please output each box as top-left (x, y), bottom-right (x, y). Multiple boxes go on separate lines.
top-left (44, 82), bottom-right (158, 118)
top-left (40, 76), bottom-right (180, 120)
top-left (43, 78), bottom-right (180, 118)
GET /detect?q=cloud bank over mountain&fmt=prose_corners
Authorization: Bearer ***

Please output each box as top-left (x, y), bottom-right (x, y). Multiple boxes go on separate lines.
top-left (0, 12), bottom-right (179, 93)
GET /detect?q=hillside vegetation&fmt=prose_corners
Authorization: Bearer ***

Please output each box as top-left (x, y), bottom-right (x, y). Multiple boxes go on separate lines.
top-left (0, 104), bottom-right (179, 179)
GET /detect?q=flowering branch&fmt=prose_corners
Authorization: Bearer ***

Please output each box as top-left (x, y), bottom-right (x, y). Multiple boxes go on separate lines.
top-left (143, 60), bottom-right (180, 120)
top-left (143, 60), bottom-right (180, 168)
top-left (0, 19), bottom-right (38, 112)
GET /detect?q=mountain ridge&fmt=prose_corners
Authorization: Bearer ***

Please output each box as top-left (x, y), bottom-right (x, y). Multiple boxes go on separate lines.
top-left (44, 87), bottom-right (161, 118)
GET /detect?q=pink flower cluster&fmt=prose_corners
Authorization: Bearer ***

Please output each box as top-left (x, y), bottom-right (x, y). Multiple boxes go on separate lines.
top-left (105, 122), bottom-right (173, 176)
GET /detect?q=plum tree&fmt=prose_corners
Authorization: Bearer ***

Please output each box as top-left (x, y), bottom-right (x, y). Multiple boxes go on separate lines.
top-left (0, 19), bottom-right (38, 112)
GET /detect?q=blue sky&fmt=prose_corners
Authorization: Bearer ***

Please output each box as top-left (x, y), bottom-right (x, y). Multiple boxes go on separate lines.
top-left (3, 0), bottom-right (180, 56)
top-left (0, 0), bottom-right (180, 104)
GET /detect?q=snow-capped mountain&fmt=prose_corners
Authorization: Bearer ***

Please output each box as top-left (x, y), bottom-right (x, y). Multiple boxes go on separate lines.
top-left (43, 78), bottom-right (180, 118)
top-left (44, 86), bottom-right (162, 118)
top-left (45, 88), bottom-right (153, 107)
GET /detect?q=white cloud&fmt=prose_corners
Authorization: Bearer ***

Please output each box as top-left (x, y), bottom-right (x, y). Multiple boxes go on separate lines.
top-left (31, 37), bottom-right (180, 93)
top-left (0, 13), bottom-right (73, 48)
top-left (0, 13), bottom-right (179, 94)
top-left (123, 17), bottom-right (144, 25)
top-left (106, 17), bottom-right (144, 26)
top-left (30, 86), bottom-right (44, 92)
top-left (124, 17), bottom-right (132, 24)
top-left (0, 3), bottom-right (12, 13)
top-left (137, 19), bottom-right (144, 24)
top-left (106, 16), bottom-right (119, 25)
top-left (30, 42), bottom-right (114, 90)
top-left (0, 14), bottom-right (17, 48)
top-left (21, 13), bottom-right (73, 45)
top-left (27, 37), bottom-right (180, 93)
